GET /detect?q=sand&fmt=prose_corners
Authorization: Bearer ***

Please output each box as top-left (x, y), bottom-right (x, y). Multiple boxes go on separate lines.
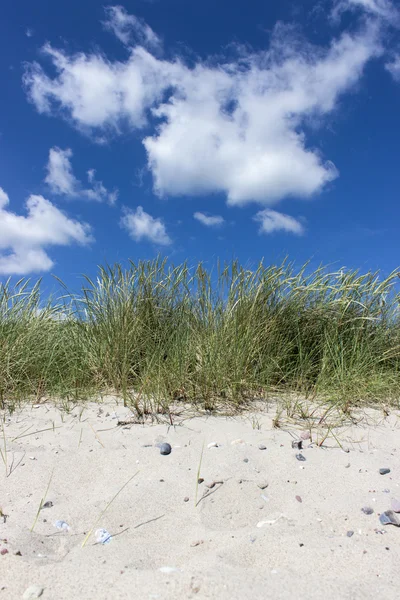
top-left (0, 399), bottom-right (399, 599)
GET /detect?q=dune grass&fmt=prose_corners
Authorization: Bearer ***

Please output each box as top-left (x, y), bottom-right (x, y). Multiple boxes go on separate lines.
top-left (0, 258), bottom-right (399, 414)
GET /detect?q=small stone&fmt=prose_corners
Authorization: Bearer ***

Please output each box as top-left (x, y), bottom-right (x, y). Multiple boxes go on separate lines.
top-left (190, 540), bottom-right (204, 547)
top-left (300, 431), bottom-right (311, 441)
top-left (347, 531), bottom-right (354, 537)
top-left (41, 501), bottom-right (53, 509)
top-left (296, 453), bottom-right (306, 462)
top-left (361, 506), bottom-right (374, 515)
top-left (380, 510), bottom-right (400, 527)
top-left (231, 439), bottom-right (245, 445)
top-left (291, 440), bottom-right (303, 450)
top-left (379, 468), bottom-right (391, 475)
top-left (295, 495), bottom-right (302, 503)
top-left (198, 478), bottom-right (204, 484)
top-left (207, 442), bottom-right (219, 449)
top-left (0, 548), bottom-right (8, 555)
top-left (257, 481), bottom-right (269, 490)
top-left (345, 463), bottom-right (351, 468)
top-left (243, 458), bottom-right (249, 463)
top-left (159, 443), bottom-right (172, 455)
top-left (258, 444), bottom-right (267, 450)
top-left (184, 497), bottom-right (189, 502)
top-left (23, 585), bottom-right (44, 600)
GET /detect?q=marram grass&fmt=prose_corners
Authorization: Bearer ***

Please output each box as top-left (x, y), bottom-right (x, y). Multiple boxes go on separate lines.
top-left (0, 258), bottom-right (399, 414)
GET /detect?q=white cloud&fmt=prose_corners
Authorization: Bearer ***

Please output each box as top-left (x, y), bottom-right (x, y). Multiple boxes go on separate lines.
top-left (386, 54), bottom-right (400, 81)
top-left (120, 205), bottom-right (171, 245)
top-left (45, 147), bottom-right (118, 204)
top-left (254, 208), bottom-right (305, 235)
top-left (0, 186), bottom-right (93, 275)
top-left (103, 5), bottom-right (161, 50)
top-left (332, 0), bottom-right (399, 21)
top-left (24, 10), bottom-right (383, 207)
top-left (193, 212), bottom-right (225, 227)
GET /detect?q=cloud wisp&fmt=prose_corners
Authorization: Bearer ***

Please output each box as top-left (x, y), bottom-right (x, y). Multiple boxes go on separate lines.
top-left (45, 147), bottom-right (118, 204)
top-left (120, 205), bottom-right (171, 245)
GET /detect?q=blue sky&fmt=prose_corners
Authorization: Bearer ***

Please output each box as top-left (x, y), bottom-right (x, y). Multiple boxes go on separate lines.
top-left (0, 0), bottom-right (399, 291)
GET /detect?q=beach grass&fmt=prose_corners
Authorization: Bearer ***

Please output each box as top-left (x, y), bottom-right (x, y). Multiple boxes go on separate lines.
top-left (0, 258), bottom-right (399, 413)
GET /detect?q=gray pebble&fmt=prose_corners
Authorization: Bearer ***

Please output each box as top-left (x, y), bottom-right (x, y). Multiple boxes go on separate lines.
top-left (380, 510), bottom-right (400, 527)
top-left (243, 458), bottom-right (249, 463)
top-left (258, 444), bottom-right (267, 450)
top-left (347, 530), bottom-right (354, 537)
top-left (361, 506), bottom-right (374, 515)
top-left (41, 501), bottom-right (53, 509)
top-left (159, 443), bottom-right (172, 455)
top-left (296, 453), bottom-right (306, 462)
top-left (379, 468), bottom-right (391, 475)
top-left (23, 586), bottom-right (44, 600)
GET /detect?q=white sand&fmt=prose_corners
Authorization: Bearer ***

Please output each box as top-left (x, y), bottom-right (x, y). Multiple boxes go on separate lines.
top-left (1, 400), bottom-right (399, 599)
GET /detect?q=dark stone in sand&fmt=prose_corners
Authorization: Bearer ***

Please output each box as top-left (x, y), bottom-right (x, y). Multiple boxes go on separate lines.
top-left (159, 443), bottom-right (172, 455)
top-left (361, 506), bottom-right (374, 515)
top-left (379, 468), bottom-right (391, 475)
top-left (380, 511), bottom-right (400, 527)
top-left (347, 531), bottom-right (354, 537)
top-left (296, 453), bottom-right (306, 462)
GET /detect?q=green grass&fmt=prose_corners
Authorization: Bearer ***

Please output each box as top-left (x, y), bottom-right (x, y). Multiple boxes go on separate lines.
top-left (0, 257), bottom-right (399, 414)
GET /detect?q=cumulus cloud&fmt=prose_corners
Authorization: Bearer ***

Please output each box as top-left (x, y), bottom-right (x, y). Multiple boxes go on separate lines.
top-left (193, 212), bottom-right (225, 227)
top-left (120, 205), bottom-right (171, 245)
top-left (24, 8), bottom-right (383, 207)
top-left (254, 209), bottom-right (304, 235)
top-left (103, 5), bottom-right (161, 50)
top-left (0, 186), bottom-right (93, 275)
top-left (45, 147), bottom-right (118, 203)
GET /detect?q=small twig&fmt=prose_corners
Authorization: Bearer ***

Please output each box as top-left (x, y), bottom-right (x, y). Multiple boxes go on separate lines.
top-left (134, 514), bottom-right (165, 529)
top-left (196, 482), bottom-right (224, 507)
top-left (195, 441), bottom-right (205, 507)
top-left (12, 426), bottom-right (62, 442)
top-left (89, 423), bottom-right (104, 448)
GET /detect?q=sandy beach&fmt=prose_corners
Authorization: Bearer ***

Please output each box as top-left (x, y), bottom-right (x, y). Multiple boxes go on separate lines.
top-left (1, 399), bottom-right (399, 599)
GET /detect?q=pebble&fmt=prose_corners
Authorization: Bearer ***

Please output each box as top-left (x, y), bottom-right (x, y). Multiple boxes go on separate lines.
top-left (22, 586), bottom-right (44, 600)
top-left (231, 439), bottom-right (245, 445)
top-left (347, 531), bottom-right (354, 537)
top-left (243, 458), bottom-right (249, 463)
top-left (295, 495), bottom-right (302, 503)
top-left (361, 507), bottom-right (374, 515)
top-left (257, 481), bottom-right (269, 490)
top-left (41, 501), bottom-right (53, 509)
top-left (291, 440), bottom-right (303, 450)
top-left (159, 443), bottom-right (172, 455)
top-left (380, 511), bottom-right (400, 527)
top-left (53, 520), bottom-right (70, 531)
top-left (300, 431), bottom-right (311, 441)
top-left (184, 497), bottom-right (189, 503)
top-left (258, 444), bottom-right (267, 450)
top-left (296, 454), bottom-right (306, 462)
top-left (0, 548), bottom-right (8, 555)
top-left (190, 540), bottom-right (204, 547)
top-left (207, 442), bottom-right (219, 449)
top-left (379, 468), bottom-right (391, 475)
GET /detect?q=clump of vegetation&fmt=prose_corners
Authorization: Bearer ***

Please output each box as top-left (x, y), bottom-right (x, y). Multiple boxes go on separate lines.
top-left (0, 258), bottom-right (399, 414)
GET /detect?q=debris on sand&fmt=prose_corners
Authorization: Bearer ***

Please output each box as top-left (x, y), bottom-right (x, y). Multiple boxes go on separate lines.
top-left (207, 442), bottom-right (219, 449)
top-left (258, 444), bottom-right (267, 450)
top-left (22, 585), bottom-right (44, 600)
top-left (361, 507), bottom-right (374, 515)
top-left (296, 454), bottom-right (306, 462)
top-left (159, 443), bottom-right (172, 455)
top-left (379, 468), bottom-right (391, 475)
top-left (53, 520), bottom-right (70, 531)
top-left (95, 528), bottom-right (112, 544)
top-left (295, 495), bottom-right (302, 503)
top-left (347, 531), bottom-right (354, 537)
top-left (292, 440), bottom-right (303, 450)
top-left (257, 481), bottom-right (269, 490)
top-left (391, 499), bottom-right (400, 513)
top-left (379, 511), bottom-right (400, 527)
